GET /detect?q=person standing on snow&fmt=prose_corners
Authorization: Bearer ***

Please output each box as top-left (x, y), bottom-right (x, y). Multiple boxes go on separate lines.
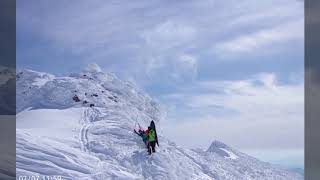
top-left (147, 126), bottom-right (156, 155)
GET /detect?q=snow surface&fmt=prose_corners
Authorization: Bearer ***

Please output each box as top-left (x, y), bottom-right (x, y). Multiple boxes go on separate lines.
top-left (16, 65), bottom-right (303, 180)
top-left (220, 148), bottom-right (238, 160)
top-left (31, 74), bottom-right (54, 87)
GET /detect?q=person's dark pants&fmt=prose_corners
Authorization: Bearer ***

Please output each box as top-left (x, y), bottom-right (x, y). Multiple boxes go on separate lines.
top-left (144, 140), bottom-right (148, 148)
top-left (148, 141), bottom-right (156, 154)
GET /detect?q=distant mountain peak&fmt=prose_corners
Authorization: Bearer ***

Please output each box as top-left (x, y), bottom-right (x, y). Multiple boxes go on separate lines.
top-left (207, 140), bottom-right (229, 151)
top-left (206, 140), bottom-right (240, 160)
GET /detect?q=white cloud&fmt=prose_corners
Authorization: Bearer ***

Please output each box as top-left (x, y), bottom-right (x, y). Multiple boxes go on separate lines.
top-left (140, 21), bottom-right (198, 82)
top-left (17, 0), bottom-right (303, 83)
top-left (172, 54), bottom-right (198, 80)
top-left (162, 73), bottom-right (304, 150)
top-left (178, 54), bottom-right (197, 67)
top-left (213, 19), bottom-right (304, 58)
top-left (142, 53), bottom-right (198, 83)
top-left (141, 20), bottom-right (196, 51)
top-left (83, 63), bottom-right (102, 73)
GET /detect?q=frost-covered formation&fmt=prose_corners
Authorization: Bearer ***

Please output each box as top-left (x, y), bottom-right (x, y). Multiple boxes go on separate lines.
top-left (16, 65), bottom-right (303, 180)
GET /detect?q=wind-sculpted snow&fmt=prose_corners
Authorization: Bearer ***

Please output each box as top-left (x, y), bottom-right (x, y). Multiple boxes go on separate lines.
top-left (16, 66), bottom-right (303, 180)
top-left (16, 67), bottom-right (162, 125)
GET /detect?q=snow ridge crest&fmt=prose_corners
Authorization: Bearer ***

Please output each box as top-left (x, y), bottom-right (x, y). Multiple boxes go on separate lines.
top-left (207, 140), bottom-right (229, 151)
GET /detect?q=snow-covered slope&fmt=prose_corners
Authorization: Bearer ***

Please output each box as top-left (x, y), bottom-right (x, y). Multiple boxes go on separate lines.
top-left (16, 65), bottom-right (303, 180)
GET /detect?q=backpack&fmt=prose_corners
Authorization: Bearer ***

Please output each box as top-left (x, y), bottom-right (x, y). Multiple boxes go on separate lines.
top-left (150, 120), bottom-right (159, 146)
top-left (148, 129), bottom-right (156, 142)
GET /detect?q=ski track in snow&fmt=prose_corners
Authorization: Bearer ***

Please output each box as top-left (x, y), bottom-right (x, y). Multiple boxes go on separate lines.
top-left (14, 67), bottom-right (303, 180)
top-left (80, 108), bottom-right (95, 152)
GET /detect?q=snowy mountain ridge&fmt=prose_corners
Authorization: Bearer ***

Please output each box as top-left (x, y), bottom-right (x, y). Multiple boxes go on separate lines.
top-left (207, 141), bottom-right (239, 160)
top-left (15, 65), bottom-right (303, 180)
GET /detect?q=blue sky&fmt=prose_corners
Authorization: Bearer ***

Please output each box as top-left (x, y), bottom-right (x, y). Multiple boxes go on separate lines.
top-left (17, 0), bottom-right (304, 168)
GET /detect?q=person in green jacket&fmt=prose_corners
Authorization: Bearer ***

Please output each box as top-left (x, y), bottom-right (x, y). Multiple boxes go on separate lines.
top-left (147, 126), bottom-right (156, 155)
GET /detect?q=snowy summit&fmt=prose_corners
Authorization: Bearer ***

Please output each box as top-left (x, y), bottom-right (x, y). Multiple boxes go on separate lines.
top-left (14, 65), bottom-right (303, 179)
